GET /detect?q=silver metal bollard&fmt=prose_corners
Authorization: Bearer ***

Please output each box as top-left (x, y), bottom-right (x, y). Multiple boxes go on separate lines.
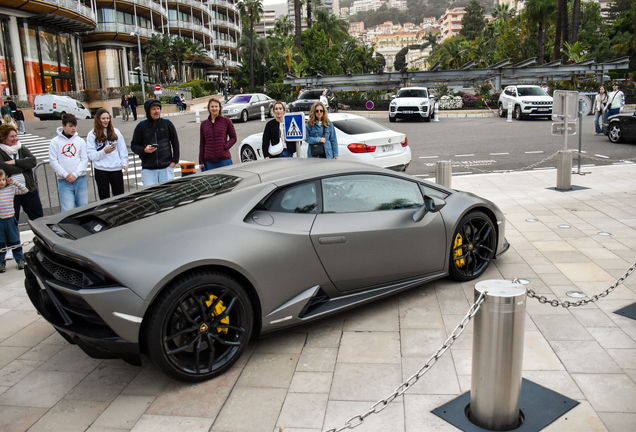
top-left (261, 106), bottom-right (266, 121)
top-left (470, 280), bottom-right (526, 431)
top-left (556, 149), bottom-right (573, 190)
top-left (506, 102), bottom-right (513, 122)
top-left (195, 109), bottom-right (200, 124)
top-left (433, 102), bottom-right (439, 122)
top-left (435, 160), bottom-right (452, 188)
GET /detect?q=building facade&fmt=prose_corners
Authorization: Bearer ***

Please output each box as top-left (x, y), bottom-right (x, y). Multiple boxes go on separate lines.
top-left (439, 7), bottom-right (465, 41)
top-left (287, 0), bottom-right (340, 30)
top-left (0, 0), bottom-right (241, 99)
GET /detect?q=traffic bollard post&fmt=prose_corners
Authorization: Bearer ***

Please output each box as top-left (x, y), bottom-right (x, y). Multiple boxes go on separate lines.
top-left (435, 160), bottom-right (452, 188)
top-left (195, 109), bottom-right (200, 124)
top-left (261, 106), bottom-right (265, 122)
top-left (433, 102), bottom-right (439, 122)
top-left (507, 102), bottom-right (513, 122)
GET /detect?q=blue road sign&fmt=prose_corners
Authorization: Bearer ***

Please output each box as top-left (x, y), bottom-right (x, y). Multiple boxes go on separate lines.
top-left (284, 113), bottom-right (305, 141)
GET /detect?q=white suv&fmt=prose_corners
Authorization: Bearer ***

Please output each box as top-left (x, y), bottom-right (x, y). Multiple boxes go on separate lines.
top-left (389, 87), bottom-right (435, 122)
top-left (498, 85), bottom-right (553, 120)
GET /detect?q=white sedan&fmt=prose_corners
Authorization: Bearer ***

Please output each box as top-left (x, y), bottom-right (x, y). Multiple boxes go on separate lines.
top-left (238, 113), bottom-right (412, 171)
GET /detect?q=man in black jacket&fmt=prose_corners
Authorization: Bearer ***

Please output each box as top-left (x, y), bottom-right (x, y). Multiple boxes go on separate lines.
top-left (130, 99), bottom-right (180, 186)
top-left (128, 92), bottom-right (139, 121)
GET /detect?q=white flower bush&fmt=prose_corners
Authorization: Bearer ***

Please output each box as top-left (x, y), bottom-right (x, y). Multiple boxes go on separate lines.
top-left (436, 96), bottom-right (464, 110)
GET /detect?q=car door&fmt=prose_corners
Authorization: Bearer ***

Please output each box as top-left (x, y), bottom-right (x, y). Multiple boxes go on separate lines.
top-left (621, 115), bottom-right (636, 140)
top-left (310, 174), bottom-right (447, 292)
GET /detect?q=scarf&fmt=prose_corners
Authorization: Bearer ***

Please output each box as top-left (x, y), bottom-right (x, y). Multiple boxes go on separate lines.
top-left (0, 141), bottom-right (22, 156)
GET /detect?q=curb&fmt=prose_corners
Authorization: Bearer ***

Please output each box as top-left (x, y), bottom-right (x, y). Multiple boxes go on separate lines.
top-left (339, 110), bottom-right (497, 119)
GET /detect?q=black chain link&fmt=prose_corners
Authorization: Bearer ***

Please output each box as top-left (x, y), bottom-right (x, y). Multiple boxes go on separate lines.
top-left (322, 290), bottom-right (487, 432)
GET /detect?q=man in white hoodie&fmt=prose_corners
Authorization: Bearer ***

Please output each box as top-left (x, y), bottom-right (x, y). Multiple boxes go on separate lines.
top-left (49, 114), bottom-right (88, 213)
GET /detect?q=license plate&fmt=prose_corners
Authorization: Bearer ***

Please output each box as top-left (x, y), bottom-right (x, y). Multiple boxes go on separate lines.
top-left (383, 145), bottom-right (394, 152)
top-left (538, 108), bottom-right (549, 112)
top-left (403, 110), bottom-right (414, 114)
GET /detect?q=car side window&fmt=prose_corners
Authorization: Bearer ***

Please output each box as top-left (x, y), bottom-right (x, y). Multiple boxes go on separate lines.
top-left (268, 182), bottom-right (319, 214)
top-left (322, 175), bottom-right (424, 213)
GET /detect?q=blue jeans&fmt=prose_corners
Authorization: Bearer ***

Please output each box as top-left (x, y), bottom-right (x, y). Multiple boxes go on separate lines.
top-left (0, 216), bottom-right (24, 263)
top-left (141, 166), bottom-right (174, 187)
top-left (203, 159), bottom-right (233, 170)
top-left (594, 111), bottom-right (605, 133)
top-left (606, 108), bottom-right (620, 119)
top-left (280, 149), bottom-right (293, 158)
top-left (58, 175), bottom-right (88, 213)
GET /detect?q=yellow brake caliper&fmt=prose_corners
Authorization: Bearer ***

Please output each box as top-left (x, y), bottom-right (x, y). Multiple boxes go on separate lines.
top-left (205, 294), bottom-right (229, 334)
top-left (454, 233), bottom-right (465, 268)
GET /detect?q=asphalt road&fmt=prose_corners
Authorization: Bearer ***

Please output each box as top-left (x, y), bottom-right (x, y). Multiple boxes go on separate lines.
top-left (22, 110), bottom-right (635, 182)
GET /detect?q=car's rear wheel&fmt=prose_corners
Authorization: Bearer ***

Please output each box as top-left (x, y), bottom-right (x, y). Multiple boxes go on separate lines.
top-left (449, 211), bottom-right (497, 282)
top-left (241, 110), bottom-right (249, 122)
top-left (389, 115), bottom-right (396, 123)
top-left (145, 271), bottom-right (253, 383)
top-left (607, 123), bottom-right (623, 143)
top-left (514, 105), bottom-right (523, 120)
top-left (240, 145), bottom-right (257, 162)
top-left (498, 104), bottom-right (506, 117)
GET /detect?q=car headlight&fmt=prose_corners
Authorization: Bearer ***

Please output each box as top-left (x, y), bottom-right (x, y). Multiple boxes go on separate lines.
top-left (230, 108), bottom-right (239, 114)
top-left (390, 101), bottom-right (397, 106)
top-left (419, 101), bottom-right (428, 106)
top-left (522, 100), bottom-right (531, 104)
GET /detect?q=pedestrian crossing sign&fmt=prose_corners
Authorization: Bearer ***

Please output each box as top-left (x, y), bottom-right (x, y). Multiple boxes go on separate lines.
top-left (284, 113), bottom-right (305, 141)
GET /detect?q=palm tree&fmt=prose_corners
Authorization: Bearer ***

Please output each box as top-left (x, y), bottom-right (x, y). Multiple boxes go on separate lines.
top-left (313, 9), bottom-right (349, 46)
top-left (170, 37), bottom-right (189, 82)
top-left (492, 3), bottom-right (516, 21)
top-left (183, 38), bottom-right (208, 81)
top-left (294, 0), bottom-right (302, 51)
top-left (146, 34), bottom-right (172, 83)
top-left (358, 43), bottom-right (377, 73)
top-left (304, 0), bottom-right (322, 29)
top-left (237, 0), bottom-right (264, 91)
top-left (524, 0), bottom-right (558, 65)
top-left (340, 42), bottom-right (362, 73)
top-left (273, 15), bottom-right (294, 37)
top-left (434, 36), bottom-right (470, 69)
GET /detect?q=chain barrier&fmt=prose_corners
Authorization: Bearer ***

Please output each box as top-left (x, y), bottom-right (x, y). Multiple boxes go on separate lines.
top-left (323, 290), bottom-right (487, 432)
top-left (524, 260), bottom-right (636, 308)
top-left (0, 241), bottom-right (33, 254)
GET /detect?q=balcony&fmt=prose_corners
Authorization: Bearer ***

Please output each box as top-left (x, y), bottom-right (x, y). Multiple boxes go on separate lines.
top-left (167, 20), bottom-right (214, 37)
top-left (206, 0), bottom-right (237, 11)
top-left (93, 23), bottom-right (155, 39)
top-left (167, 0), bottom-right (214, 15)
top-left (209, 18), bottom-right (240, 32)
top-left (213, 38), bottom-right (237, 49)
top-left (135, 0), bottom-right (168, 16)
top-left (28, 0), bottom-right (97, 31)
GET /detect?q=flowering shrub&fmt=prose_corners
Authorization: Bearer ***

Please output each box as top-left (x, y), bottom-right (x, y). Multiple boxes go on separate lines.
top-left (438, 96), bottom-right (463, 109)
top-left (461, 93), bottom-right (479, 108)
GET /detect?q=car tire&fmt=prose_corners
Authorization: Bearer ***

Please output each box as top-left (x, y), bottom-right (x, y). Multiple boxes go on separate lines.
top-left (607, 123), bottom-right (623, 143)
top-left (240, 145), bottom-right (257, 162)
top-left (389, 115), bottom-right (396, 123)
top-left (241, 110), bottom-right (249, 123)
top-left (448, 211), bottom-right (497, 282)
top-left (514, 105), bottom-right (523, 120)
top-left (498, 104), bottom-right (506, 118)
top-left (144, 271), bottom-right (253, 383)
top-left (268, 106), bottom-right (274, 118)
top-left (332, 104), bottom-right (338, 113)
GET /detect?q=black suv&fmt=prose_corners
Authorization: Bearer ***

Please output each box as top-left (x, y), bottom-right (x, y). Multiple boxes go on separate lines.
top-left (288, 89), bottom-right (338, 113)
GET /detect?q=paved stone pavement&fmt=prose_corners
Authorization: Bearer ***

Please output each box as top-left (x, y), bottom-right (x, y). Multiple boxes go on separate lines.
top-left (1, 163), bottom-right (635, 432)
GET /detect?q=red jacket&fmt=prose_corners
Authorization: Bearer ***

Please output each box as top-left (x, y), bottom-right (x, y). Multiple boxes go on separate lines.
top-left (199, 116), bottom-right (237, 164)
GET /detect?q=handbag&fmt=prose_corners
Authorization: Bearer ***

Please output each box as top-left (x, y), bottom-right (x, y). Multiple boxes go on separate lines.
top-left (311, 125), bottom-right (325, 156)
top-left (269, 140), bottom-right (284, 156)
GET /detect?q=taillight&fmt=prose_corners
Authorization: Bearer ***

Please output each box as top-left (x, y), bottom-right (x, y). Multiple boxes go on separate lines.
top-left (401, 137), bottom-right (408, 147)
top-left (53, 103), bottom-right (56, 109)
top-left (347, 143), bottom-right (376, 153)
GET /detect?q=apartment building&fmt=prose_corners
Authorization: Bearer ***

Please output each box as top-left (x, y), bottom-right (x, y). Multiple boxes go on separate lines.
top-left (287, 0), bottom-right (340, 30)
top-left (439, 7), bottom-right (466, 41)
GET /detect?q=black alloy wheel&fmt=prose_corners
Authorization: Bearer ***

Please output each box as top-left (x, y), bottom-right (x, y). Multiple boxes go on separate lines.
top-left (240, 146), bottom-right (257, 162)
top-left (145, 271), bottom-right (253, 382)
top-left (449, 211), bottom-right (497, 282)
top-left (514, 105), bottom-right (523, 120)
top-left (241, 110), bottom-right (249, 122)
top-left (607, 123), bottom-right (623, 143)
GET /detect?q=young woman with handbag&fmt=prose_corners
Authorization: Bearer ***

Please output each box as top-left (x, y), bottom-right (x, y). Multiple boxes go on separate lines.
top-left (262, 102), bottom-right (297, 158)
top-left (306, 102), bottom-right (338, 159)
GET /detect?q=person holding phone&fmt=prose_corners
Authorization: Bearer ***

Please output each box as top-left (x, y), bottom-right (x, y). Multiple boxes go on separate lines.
top-left (87, 108), bottom-right (129, 199)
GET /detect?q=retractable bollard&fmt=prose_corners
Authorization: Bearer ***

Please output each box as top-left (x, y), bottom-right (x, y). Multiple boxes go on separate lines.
top-left (195, 109), bottom-right (201, 124)
top-left (435, 160), bottom-right (452, 188)
top-left (506, 102), bottom-right (513, 122)
top-left (261, 106), bottom-right (266, 121)
top-left (433, 102), bottom-right (439, 122)
top-left (556, 149), bottom-right (573, 191)
top-left (180, 161), bottom-right (196, 177)
top-left (470, 280), bottom-right (526, 431)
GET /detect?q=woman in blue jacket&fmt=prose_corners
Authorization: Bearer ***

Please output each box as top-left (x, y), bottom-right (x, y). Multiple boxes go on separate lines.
top-left (306, 102), bottom-right (338, 159)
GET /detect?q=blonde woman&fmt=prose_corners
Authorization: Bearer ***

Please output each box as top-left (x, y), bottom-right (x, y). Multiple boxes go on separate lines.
top-left (592, 86), bottom-right (608, 135)
top-left (306, 102), bottom-right (338, 159)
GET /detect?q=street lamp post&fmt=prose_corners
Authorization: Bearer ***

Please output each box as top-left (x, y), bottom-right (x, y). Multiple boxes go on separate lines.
top-left (131, 32), bottom-right (146, 104)
top-left (262, 59), bottom-right (266, 90)
top-left (221, 51), bottom-right (227, 102)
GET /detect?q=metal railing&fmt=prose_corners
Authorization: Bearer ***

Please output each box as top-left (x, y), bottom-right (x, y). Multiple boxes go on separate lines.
top-left (41, 0), bottom-right (96, 20)
top-left (167, 20), bottom-right (214, 37)
top-left (94, 23), bottom-right (155, 39)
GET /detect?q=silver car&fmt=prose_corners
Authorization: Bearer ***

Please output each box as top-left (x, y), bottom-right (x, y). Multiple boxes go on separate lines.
top-left (222, 93), bottom-right (275, 122)
top-left (24, 159), bottom-right (509, 382)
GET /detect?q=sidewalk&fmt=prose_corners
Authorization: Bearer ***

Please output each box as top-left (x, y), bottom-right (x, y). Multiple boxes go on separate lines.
top-left (1, 164), bottom-right (635, 432)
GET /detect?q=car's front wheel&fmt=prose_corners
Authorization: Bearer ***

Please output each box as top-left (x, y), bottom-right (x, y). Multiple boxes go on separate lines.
top-left (514, 105), bottom-right (523, 120)
top-left (240, 145), bottom-right (257, 162)
top-left (145, 271), bottom-right (253, 383)
top-left (268, 106), bottom-right (274, 118)
top-left (607, 123), bottom-right (623, 143)
top-left (389, 115), bottom-right (396, 123)
top-left (498, 104), bottom-right (506, 117)
top-left (241, 110), bottom-right (249, 122)
top-left (449, 211), bottom-right (497, 282)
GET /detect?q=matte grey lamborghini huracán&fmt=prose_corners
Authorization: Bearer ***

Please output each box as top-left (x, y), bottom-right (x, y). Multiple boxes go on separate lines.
top-left (25, 159), bottom-right (509, 382)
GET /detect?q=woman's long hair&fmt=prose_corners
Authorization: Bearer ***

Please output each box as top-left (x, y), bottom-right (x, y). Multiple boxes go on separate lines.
top-left (308, 102), bottom-right (330, 127)
top-left (93, 108), bottom-right (118, 142)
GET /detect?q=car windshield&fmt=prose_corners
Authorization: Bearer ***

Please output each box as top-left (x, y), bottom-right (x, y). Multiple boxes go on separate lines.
top-left (332, 118), bottom-right (388, 135)
top-left (298, 90), bottom-right (323, 100)
top-left (74, 174), bottom-right (242, 231)
top-left (518, 87), bottom-right (548, 96)
top-left (228, 95), bottom-right (252, 104)
top-left (397, 89), bottom-right (428, 98)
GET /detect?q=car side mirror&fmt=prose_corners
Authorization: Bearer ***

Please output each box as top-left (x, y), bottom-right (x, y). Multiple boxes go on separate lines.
top-left (391, 95), bottom-right (396, 99)
top-left (413, 196), bottom-right (446, 222)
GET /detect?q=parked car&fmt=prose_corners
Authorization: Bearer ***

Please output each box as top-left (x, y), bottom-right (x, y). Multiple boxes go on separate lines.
top-left (34, 95), bottom-right (92, 120)
top-left (239, 113), bottom-right (411, 171)
top-left (24, 159), bottom-right (508, 382)
top-left (389, 87), bottom-right (435, 123)
top-left (288, 88), bottom-right (338, 113)
top-left (605, 111), bottom-right (636, 143)
top-left (498, 85), bottom-right (553, 120)
top-left (221, 93), bottom-right (275, 122)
